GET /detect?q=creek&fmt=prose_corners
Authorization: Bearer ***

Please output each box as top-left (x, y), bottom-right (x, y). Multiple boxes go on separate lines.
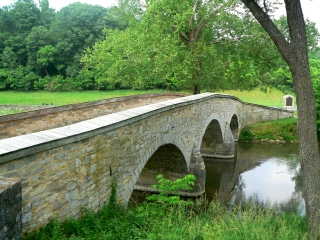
top-left (205, 142), bottom-right (304, 215)
top-left (130, 142), bottom-right (304, 214)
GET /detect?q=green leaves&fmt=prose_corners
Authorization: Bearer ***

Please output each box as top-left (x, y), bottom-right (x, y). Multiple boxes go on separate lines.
top-left (146, 174), bottom-right (196, 205)
top-left (37, 45), bottom-right (55, 67)
top-left (81, 0), bottom-right (276, 93)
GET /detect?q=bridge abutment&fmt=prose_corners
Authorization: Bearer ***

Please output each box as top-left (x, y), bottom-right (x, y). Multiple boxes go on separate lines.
top-left (188, 144), bottom-right (206, 196)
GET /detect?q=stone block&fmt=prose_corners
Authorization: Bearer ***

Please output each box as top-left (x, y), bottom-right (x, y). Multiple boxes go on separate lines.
top-left (0, 176), bottom-right (22, 240)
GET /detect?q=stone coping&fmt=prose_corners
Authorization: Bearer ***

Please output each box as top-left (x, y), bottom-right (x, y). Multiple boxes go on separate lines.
top-left (0, 176), bottom-right (20, 193)
top-left (0, 93), bottom-right (293, 164)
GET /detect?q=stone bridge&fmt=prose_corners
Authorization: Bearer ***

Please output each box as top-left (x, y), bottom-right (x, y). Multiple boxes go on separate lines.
top-left (0, 93), bottom-right (293, 233)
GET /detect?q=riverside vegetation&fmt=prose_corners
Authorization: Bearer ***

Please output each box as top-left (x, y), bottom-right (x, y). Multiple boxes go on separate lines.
top-left (239, 118), bottom-right (298, 142)
top-left (23, 174), bottom-right (307, 240)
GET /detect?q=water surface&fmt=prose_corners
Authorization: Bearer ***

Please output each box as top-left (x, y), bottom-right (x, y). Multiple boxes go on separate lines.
top-left (131, 142), bottom-right (304, 214)
top-left (205, 142), bottom-right (304, 214)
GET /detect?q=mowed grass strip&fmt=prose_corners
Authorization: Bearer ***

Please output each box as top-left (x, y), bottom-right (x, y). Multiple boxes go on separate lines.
top-left (0, 88), bottom-right (294, 107)
top-left (217, 88), bottom-right (295, 108)
top-left (0, 89), bottom-right (170, 106)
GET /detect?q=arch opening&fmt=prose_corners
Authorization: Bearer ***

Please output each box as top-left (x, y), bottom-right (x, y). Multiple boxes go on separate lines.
top-left (134, 144), bottom-right (189, 193)
top-left (200, 119), bottom-right (225, 158)
top-left (230, 114), bottom-right (239, 141)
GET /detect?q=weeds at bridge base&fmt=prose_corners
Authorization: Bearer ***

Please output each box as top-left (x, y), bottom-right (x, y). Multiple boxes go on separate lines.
top-left (23, 175), bottom-right (307, 240)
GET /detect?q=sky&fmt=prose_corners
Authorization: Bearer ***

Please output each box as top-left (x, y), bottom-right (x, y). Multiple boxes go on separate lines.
top-left (0, 0), bottom-right (319, 31)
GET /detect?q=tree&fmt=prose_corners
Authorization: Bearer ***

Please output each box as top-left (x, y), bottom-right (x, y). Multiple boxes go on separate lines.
top-left (39, 0), bottom-right (55, 29)
top-left (240, 0), bottom-right (320, 238)
top-left (82, 0), bottom-right (261, 93)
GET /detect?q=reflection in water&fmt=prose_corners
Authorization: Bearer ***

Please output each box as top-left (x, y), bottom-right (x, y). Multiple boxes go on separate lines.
top-left (205, 142), bottom-right (305, 215)
top-left (131, 142), bottom-right (304, 214)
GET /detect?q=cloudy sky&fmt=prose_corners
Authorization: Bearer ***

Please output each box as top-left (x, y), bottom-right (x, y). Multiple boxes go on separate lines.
top-left (0, 0), bottom-right (319, 30)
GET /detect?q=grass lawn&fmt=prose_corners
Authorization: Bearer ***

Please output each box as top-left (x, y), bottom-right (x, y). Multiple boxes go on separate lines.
top-left (216, 88), bottom-right (295, 108)
top-left (0, 89), bottom-right (170, 106)
top-left (0, 88), bottom-right (293, 108)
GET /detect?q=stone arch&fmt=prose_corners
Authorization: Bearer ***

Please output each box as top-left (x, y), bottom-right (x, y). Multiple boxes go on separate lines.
top-left (134, 143), bottom-right (189, 193)
top-left (200, 113), bottom-right (225, 158)
top-left (230, 114), bottom-right (239, 141)
top-left (200, 113), bottom-right (225, 142)
top-left (124, 134), bottom-right (191, 201)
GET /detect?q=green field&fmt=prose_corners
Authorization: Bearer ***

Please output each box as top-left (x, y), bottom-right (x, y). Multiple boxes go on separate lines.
top-left (0, 89), bottom-right (170, 106)
top-left (217, 88), bottom-right (294, 108)
top-left (0, 88), bottom-right (292, 107)
top-left (0, 88), bottom-right (294, 116)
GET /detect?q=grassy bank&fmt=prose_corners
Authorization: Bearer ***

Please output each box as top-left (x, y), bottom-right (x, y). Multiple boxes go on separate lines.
top-left (24, 175), bottom-right (307, 240)
top-left (24, 198), bottom-right (307, 240)
top-left (0, 87), bottom-right (292, 107)
top-left (0, 88), bottom-right (292, 116)
top-left (239, 118), bottom-right (298, 142)
top-left (219, 88), bottom-right (294, 108)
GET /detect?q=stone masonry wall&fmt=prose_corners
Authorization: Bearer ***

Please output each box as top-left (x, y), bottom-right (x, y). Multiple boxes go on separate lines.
top-left (0, 93), bottom-right (184, 139)
top-left (0, 93), bottom-right (293, 234)
top-left (0, 176), bottom-right (22, 240)
top-left (241, 103), bottom-right (294, 128)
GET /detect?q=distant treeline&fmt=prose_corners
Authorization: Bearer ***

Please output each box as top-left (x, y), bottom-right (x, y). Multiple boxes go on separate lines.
top-left (0, 0), bottom-right (319, 93)
top-left (0, 0), bottom-right (126, 91)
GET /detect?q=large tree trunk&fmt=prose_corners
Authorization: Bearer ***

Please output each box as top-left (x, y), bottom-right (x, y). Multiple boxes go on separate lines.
top-left (240, 0), bottom-right (320, 238)
top-left (291, 61), bottom-right (320, 239)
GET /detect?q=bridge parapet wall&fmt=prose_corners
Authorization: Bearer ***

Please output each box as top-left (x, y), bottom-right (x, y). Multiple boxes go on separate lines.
top-left (241, 102), bottom-right (294, 128)
top-left (0, 93), bottom-right (184, 140)
top-left (0, 93), bottom-right (213, 233)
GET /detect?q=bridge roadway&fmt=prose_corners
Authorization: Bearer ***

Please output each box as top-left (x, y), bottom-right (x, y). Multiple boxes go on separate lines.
top-left (0, 93), bottom-right (293, 232)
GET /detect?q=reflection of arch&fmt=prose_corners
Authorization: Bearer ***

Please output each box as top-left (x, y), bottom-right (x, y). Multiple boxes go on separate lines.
top-left (230, 114), bottom-right (239, 141)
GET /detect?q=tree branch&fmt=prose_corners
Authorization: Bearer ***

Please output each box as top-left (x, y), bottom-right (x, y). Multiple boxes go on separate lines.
top-left (241, 0), bottom-right (292, 63)
top-left (189, 0), bottom-right (199, 30)
top-left (194, 2), bottom-right (229, 42)
top-left (263, 0), bottom-right (268, 14)
top-left (172, 25), bottom-right (190, 45)
top-left (179, 32), bottom-right (190, 46)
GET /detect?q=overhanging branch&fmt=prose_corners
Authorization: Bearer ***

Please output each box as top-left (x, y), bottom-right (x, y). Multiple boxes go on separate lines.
top-left (241, 0), bottom-right (292, 62)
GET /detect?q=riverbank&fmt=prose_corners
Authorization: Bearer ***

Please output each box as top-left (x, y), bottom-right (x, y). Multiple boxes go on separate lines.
top-left (239, 117), bottom-right (298, 143)
top-left (23, 197), bottom-right (307, 240)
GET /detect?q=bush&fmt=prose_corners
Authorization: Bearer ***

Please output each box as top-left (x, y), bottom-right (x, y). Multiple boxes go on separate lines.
top-left (239, 118), bottom-right (298, 142)
top-left (239, 128), bottom-right (255, 141)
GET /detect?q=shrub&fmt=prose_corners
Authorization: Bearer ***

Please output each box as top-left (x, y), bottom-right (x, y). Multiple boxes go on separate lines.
top-left (146, 174), bottom-right (196, 205)
top-left (239, 128), bottom-right (255, 141)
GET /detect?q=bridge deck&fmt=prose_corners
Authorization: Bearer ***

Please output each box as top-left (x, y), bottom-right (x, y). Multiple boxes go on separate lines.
top-left (0, 93), bottom-right (216, 163)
